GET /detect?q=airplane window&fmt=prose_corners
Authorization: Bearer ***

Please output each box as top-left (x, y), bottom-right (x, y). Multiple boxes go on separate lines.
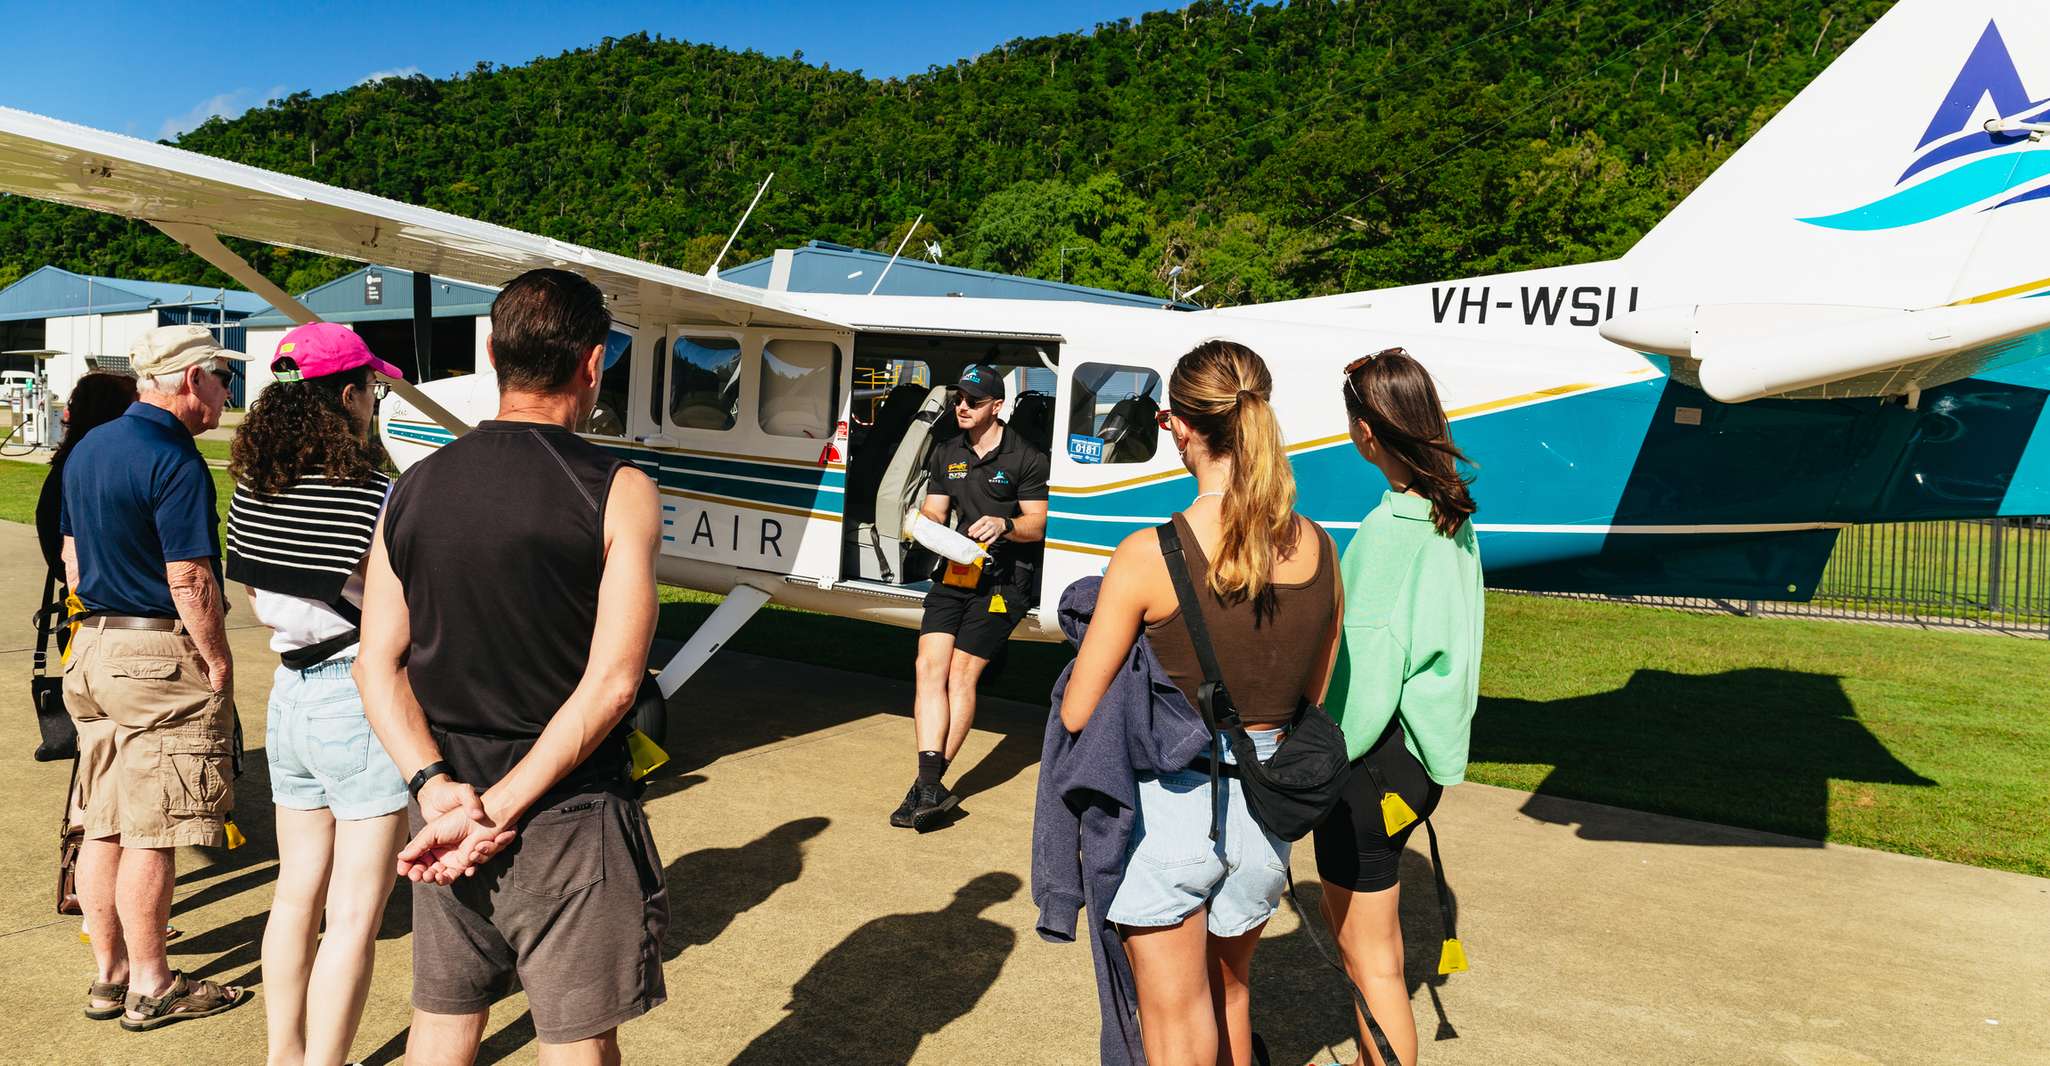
top-left (759, 338), bottom-right (842, 439)
top-left (587, 329), bottom-right (633, 437)
top-left (1067, 362), bottom-right (1162, 466)
top-left (669, 334), bottom-right (742, 432)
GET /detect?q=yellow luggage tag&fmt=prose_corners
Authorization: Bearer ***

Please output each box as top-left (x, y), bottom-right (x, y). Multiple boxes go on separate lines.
top-left (223, 820), bottom-right (247, 850)
top-left (1438, 937), bottom-right (1470, 974)
top-left (59, 592), bottom-right (86, 666)
top-left (626, 729), bottom-right (670, 780)
top-left (987, 592), bottom-right (1008, 614)
top-left (1371, 766), bottom-right (1417, 836)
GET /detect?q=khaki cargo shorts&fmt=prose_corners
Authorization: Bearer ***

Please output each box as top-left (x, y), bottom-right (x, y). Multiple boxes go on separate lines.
top-left (63, 624), bottom-right (236, 848)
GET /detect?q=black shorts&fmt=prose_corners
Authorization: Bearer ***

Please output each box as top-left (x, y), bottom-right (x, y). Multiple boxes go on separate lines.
top-left (1313, 718), bottom-right (1443, 893)
top-left (920, 582), bottom-right (1029, 660)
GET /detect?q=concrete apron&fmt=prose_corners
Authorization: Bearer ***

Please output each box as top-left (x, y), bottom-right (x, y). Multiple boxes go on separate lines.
top-left (0, 519), bottom-right (2041, 1064)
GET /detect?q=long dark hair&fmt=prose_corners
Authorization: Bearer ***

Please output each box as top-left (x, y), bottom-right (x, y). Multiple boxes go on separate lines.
top-left (1341, 348), bottom-right (1476, 536)
top-left (230, 366), bottom-right (386, 495)
top-left (1170, 340), bottom-right (1299, 602)
top-left (53, 372), bottom-right (138, 467)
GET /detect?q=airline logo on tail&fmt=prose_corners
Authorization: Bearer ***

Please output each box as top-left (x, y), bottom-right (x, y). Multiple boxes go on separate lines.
top-left (1801, 20), bottom-right (2050, 231)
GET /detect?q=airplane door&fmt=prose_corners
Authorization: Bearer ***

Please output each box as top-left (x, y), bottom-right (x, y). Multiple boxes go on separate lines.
top-left (650, 325), bottom-right (854, 583)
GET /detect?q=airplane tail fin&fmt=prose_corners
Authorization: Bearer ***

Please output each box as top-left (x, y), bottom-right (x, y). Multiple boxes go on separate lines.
top-left (1624, 0), bottom-right (2050, 311)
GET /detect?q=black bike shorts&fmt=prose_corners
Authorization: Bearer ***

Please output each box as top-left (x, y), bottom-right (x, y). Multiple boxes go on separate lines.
top-left (920, 582), bottom-right (1029, 660)
top-left (1312, 717), bottom-right (1444, 893)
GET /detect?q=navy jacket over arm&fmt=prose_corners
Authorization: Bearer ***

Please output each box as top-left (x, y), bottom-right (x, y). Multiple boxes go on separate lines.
top-left (1032, 576), bottom-right (1208, 1066)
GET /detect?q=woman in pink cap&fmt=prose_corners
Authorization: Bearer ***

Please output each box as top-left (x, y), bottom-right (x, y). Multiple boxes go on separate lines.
top-left (227, 322), bottom-right (406, 1066)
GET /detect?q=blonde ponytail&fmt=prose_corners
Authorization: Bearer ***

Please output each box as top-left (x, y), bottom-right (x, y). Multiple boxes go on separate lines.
top-left (1169, 341), bottom-right (1300, 603)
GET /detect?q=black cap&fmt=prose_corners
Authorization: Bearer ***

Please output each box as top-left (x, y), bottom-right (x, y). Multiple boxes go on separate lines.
top-left (957, 363), bottom-right (1004, 401)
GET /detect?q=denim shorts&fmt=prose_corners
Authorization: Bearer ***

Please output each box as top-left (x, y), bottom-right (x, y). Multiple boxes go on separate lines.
top-left (1107, 728), bottom-right (1291, 938)
top-left (266, 659), bottom-right (408, 820)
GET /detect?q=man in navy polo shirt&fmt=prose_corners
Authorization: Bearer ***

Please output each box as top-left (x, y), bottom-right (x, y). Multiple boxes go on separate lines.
top-left (61, 323), bottom-right (252, 1030)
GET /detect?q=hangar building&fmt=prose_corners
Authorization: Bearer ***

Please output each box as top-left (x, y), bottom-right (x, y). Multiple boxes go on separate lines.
top-left (0, 266), bottom-right (267, 404)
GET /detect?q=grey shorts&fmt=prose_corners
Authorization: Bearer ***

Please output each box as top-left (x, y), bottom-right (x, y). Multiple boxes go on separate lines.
top-left (411, 789), bottom-right (669, 1043)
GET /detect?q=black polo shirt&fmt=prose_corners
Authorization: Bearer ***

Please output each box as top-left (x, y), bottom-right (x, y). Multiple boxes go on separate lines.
top-left (925, 423), bottom-right (1049, 591)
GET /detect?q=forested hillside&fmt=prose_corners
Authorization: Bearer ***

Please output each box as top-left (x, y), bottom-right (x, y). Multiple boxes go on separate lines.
top-left (0, 0), bottom-right (1886, 305)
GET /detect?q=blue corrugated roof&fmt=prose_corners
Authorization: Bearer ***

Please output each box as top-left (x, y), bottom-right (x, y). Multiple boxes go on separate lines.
top-left (0, 265), bottom-right (269, 322)
top-left (722, 241), bottom-right (1188, 309)
top-left (242, 266), bottom-right (498, 327)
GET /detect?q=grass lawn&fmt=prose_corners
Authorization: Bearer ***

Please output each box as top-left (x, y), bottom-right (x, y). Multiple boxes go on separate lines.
top-left (658, 587), bottom-right (2050, 877)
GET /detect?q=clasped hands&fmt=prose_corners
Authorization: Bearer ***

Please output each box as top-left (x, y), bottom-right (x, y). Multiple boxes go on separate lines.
top-left (399, 778), bottom-right (519, 885)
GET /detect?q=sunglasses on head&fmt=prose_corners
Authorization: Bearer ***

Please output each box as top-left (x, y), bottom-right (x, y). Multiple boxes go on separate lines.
top-left (1343, 347), bottom-right (1408, 412)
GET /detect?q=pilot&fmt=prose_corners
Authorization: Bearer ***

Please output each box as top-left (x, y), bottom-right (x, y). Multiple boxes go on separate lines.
top-left (893, 363), bottom-right (1049, 831)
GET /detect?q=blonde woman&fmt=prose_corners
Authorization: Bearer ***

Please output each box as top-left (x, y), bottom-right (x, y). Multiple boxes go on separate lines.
top-left (1060, 340), bottom-right (1341, 1066)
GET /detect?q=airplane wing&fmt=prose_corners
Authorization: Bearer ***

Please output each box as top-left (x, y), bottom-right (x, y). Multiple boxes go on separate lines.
top-left (0, 106), bottom-right (843, 333)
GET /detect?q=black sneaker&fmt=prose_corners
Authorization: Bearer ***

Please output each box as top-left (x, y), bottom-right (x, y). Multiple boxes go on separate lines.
top-left (889, 782), bottom-right (923, 828)
top-left (909, 782), bottom-right (961, 833)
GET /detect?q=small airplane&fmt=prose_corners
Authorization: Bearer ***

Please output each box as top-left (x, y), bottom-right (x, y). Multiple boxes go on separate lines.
top-left (2, 0), bottom-right (2046, 700)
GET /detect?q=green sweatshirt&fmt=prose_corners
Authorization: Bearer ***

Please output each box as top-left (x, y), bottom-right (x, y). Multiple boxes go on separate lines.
top-left (1325, 490), bottom-right (1485, 784)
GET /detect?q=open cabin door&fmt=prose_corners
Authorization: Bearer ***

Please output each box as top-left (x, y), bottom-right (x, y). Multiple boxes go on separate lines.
top-left (625, 321), bottom-right (854, 585)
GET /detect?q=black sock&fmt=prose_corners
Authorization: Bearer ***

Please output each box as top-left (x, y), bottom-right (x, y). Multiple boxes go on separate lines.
top-left (917, 750), bottom-right (947, 787)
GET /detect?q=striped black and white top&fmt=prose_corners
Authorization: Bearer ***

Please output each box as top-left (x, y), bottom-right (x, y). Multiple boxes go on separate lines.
top-left (226, 475), bottom-right (391, 606)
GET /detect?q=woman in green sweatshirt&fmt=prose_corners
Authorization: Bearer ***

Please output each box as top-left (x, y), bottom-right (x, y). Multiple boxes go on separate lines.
top-left (1315, 348), bottom-right (1484, 1066)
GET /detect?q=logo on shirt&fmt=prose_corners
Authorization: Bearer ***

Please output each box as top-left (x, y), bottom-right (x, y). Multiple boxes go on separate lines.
top-left (990, 469), bottom-right (1012, 486)
top-left (947, 461), bottom-right (969, 480)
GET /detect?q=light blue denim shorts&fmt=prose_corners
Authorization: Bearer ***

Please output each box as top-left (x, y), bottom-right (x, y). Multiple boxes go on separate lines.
top-left (266, 659), bottom-right (408, 820)
top-left (1107, 728), bottom-right (1291, 938)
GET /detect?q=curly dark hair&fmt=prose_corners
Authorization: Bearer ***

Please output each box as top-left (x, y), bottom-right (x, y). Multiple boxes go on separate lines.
top-left (230, 366), bottom-right (388, 495)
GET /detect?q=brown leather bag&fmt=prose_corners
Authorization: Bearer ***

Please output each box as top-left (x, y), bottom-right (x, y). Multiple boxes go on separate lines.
top-left (58, 823), bottom-right (82, 916)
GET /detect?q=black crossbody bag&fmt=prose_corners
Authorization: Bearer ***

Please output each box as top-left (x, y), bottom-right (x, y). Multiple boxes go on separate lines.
top-left (1155, 520), bottom-right (1350, 843)
top-left (30, 571), bottom-right (77, 762)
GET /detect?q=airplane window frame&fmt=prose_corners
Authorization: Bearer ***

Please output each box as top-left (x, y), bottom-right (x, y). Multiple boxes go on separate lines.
top-left (1066, 361), bottom-right (1164, 466)
top-left (757, 337), bottom-right (844, 440)
top-left (666, 331), bottom-right (745, 434)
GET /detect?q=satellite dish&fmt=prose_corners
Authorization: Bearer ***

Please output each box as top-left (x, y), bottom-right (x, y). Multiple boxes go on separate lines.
top-left (924, 240), bottom-right (943, 263)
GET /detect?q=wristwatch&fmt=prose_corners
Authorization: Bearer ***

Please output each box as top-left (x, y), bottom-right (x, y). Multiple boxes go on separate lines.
top-left (408, 761), bottom-right (454, 799)
top-left (1001, 515), bottom-right (1016, 537)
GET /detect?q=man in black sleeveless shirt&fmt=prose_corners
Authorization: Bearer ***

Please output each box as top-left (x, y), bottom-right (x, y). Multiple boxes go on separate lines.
top-left (356, 268), bottom-right (668, 1061)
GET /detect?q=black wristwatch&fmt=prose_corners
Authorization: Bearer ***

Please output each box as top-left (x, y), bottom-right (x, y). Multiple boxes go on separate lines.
top-left (1001, 515), bottom-right (1016, 537)
top-left (408, 761), bottom-right (454, 799)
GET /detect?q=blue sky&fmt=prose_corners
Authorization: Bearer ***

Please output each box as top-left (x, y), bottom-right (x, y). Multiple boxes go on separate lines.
top-left (0, 1), bottom-right (1155, 141)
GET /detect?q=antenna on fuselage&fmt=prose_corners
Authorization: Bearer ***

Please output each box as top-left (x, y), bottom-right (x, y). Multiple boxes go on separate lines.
top-left (706, 171), bottom-right (775, 280)
top-left (867, 213), bottom-right (924, 296)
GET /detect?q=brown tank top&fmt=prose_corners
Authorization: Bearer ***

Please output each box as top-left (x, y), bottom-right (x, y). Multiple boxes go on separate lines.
top-left (1147, 512), bottom-right (1337, 727)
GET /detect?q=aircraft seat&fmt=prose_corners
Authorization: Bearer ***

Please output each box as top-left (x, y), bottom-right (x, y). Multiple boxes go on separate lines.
top-left (876, 385), bottom-right (959, 543)
top-left (845, 382), bottom-right (930, 526)
top-left (1098, 394), bottom-right (1161, 464)
top-left (1009, 390), bottom-right (1054, 452)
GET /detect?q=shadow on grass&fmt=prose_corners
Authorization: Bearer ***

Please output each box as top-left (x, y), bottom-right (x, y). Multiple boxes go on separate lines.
top-left (1474, 668), bottom-right (1937, 845)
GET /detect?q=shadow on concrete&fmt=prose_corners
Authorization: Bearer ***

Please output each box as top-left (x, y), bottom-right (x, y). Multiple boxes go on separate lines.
top-left (666, 816), bottom-right (830, 959)
top-left (1252, 850), bottom-right (1462, 1066)
top-left (728, 871), bottom-right (1021, 1065)
top-left (1473, 668), bottom-right (1935, 845)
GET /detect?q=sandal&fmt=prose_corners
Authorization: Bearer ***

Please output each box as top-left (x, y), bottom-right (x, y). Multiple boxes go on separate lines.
top-left (84, 980), bottom-right (127, 1021)
top-left (119, 971), bottom-right (249, 1032)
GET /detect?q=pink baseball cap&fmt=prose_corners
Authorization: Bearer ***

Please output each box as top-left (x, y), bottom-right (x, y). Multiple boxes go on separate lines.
top-left (270, 322), bottom-right (404, 383)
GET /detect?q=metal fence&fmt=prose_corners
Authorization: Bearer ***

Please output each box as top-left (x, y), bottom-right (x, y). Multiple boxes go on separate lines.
top-left (1508, 518), bottom-right (2050, 637)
